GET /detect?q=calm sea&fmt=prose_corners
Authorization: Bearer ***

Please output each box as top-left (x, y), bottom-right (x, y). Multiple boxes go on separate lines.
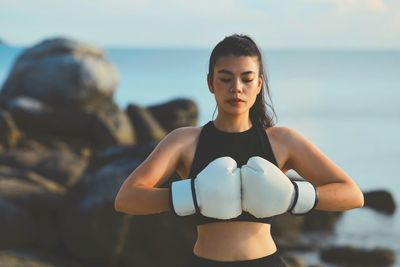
top-left (1, 45), bottom-right (399, 266)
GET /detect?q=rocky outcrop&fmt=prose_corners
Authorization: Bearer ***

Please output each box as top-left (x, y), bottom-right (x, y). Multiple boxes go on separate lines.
top-left (126, 104), bottom-right (166, 144)
top-left (364, 189), bottom-right (396, 214)
top-left (147, 98), bottom-right (199, 132)
top-left (0, 37), bottom-right (199, 267)
top-left (59, 154), bottom-right (196, 266)
top-left (0, 37), bottom-right (118, 108)
top-left (0, 109), bottom-right (21, 150)
top-left (320, 246), bottom-right (395, 266)
top-left (0, 250), bottom-right (86, 267)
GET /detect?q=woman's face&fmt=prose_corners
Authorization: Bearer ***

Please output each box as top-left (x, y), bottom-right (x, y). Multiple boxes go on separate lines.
top-left (208, 55), bottom-right (263, 117)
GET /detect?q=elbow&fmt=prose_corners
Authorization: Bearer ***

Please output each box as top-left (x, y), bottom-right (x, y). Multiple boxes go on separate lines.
top-left (114, 188), bottom-right (141, 215)
top-left (352, 184), bottom-right (364, 209)
top-left (114, 194), bottom-right (124, 213)
top-left (114, 191), bottom-right (132, 214)
top-left (357, 190), bottom-right (365, 209)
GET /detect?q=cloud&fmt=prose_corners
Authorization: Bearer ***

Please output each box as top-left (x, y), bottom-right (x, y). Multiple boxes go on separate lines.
top-left (304, 0), bottom-right (389, 12)
top-left (368, 0), bottom-right (388, 11)
top-left (1, 0), bottom-right (399, 48)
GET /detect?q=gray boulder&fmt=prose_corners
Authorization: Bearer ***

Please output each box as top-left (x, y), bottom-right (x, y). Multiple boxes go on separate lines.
top-left (126, 104), bottom-right (166, 145)
top-left (0, 148), bottom-right (89, 188)
top-left (3, 96), bottom-right (136, 151)
top-left (58, 146), bottom-right (144, 266)
top-left (320, 246), bottom-right (395, 266)
top-left (363, 189), bottom-right (396, 215)
top-left (302, 210), bottom-right (343, 232)
top-left (0, 165), bottom-right (66, 211)
top-left (0, 109), bottom-right (21, 150)
top-left (147, 98), bottom-right (198, 132)
top-left (59, 143), bottom-right (196, 267)
top-left (0, 199), bottom-right (36, 248)
top-left (0, 37), bottom-right (118, 108)
top-left (0, 249), bottom-right (86, 267)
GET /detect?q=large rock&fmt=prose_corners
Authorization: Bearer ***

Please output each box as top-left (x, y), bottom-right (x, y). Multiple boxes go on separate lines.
top-left (86, 141), bottom-right (158, 173)
top-left (3, 96), bottom-right (136, 150)
top-left (0, 36), bottom-right (207, 267)
top-left (0, 166), bottom-right (67, 252)
top-left (90, 100), bottom-right (136, 148)
top-left (0, 199), bottom-right (36, 248)
top-left (148, 98), bottom-right (198, 131)
top-left (59, 142), bottom-right (196, 267)
top-left (0, 165), bottom-right (66, 211)
top-left (58, 145), bottom-right (145, 266)
top-left (0, 109), bottom-right (21, 150)
top-left (0, 249), bottom-right (86, 267)
top-left (126, 104), bottom-right (166, 145)
top-left (363, 189), bottom-right (396, 215)
top-left (0, 36), bottom-right (136, 151)
top-left (320, 246), bottom-right (395, 266)
top-left (0, 198), bottom-right (62, 253)
top-left (302, 210), bottom-right (343, 232)
top-left (0, 37), bottom-right (118, 108)
top-left (0, 148), bottom-right (89, 187)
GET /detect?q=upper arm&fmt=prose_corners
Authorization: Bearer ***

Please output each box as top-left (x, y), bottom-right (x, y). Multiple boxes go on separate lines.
top-left (284, 127), bottom-right (355, 187)
top-left (122, 128), bottom-right (185, 189)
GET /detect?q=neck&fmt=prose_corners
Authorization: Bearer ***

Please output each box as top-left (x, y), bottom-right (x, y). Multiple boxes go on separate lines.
top-left (213, 113), bottom-right (252, 133)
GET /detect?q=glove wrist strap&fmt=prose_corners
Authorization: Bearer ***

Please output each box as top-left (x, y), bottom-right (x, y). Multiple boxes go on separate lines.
top-left (290, 180), bottom-right (319, 215)
top-left (169, 179), bottom-right (196, 216)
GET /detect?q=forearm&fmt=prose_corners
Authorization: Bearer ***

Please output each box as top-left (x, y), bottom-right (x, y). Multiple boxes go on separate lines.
top-left (314, 181), bottom-right (364, 211)
top-left (115, 186), bottom-right (171, 215)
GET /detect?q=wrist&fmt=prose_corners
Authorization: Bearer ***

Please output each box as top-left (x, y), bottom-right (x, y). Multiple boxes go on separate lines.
top-left (289, 180), bottom-right (319, 215)
top-left (169, 179), bottom-right (197, 216)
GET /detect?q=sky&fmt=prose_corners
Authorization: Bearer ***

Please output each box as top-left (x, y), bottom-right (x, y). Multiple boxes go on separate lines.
top-left (1, 0), bottom-right (399, 49)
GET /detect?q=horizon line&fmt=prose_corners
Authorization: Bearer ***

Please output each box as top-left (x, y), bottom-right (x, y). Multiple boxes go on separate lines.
top-left (1, 43), bottom-right (399, 52)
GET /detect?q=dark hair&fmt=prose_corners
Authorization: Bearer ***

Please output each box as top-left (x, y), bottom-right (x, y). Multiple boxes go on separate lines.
top-left (207, 34), bottom-right (277, 128)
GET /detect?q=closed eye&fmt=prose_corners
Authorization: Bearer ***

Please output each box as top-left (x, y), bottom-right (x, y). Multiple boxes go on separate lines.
top-left (219, 79), bottom-right (254, 83)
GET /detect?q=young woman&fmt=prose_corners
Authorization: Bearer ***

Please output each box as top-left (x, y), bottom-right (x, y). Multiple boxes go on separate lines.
top-left (114, 34), bottom-right (364, 267)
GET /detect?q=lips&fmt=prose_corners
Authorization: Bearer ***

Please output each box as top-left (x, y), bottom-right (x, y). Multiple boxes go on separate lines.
top-left (228, 98), bottom-right (244, 103)
top-left (227, 98), bottom-right (245, 107)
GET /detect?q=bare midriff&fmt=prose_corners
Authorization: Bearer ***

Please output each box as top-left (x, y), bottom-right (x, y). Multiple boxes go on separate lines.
top-left (193, 221), bottom-right (277, 261)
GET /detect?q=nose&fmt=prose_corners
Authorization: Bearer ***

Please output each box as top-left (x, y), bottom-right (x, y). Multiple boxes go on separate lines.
top-left (231, 78), bottom-right (243, 93)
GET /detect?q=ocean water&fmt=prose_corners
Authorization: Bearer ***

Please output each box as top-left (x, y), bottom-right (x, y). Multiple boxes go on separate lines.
top-left (1, 45), bottom-right (400, 266)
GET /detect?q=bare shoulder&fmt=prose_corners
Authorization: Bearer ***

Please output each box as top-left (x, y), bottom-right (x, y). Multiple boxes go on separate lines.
top-left (264, 125), bottom-right (324, 174)
top-left (264, 126), bottom-right (293, 173)
top-left (171, 125), bottom-right (203, 178)
top-left (266, 125), bottom-right (308, 148)
top-left (155, 125), bottom-right (200, 147)
top-left (265, 125), bottom-right (293, 142)
top-left (123, 125), bottom-right (202, 188)
top-left (166, 125), bottom-right (202, 152)
top-left (270, 126), bottom-right (355, 186)
top-left (160, 124), bottom-right (202, 151)
top-left (171, 125), bottom-right (202, 140)
top-left (270, 126), bottom-right (317, 153)
top-left (265, 125), bottom-right (310, 165)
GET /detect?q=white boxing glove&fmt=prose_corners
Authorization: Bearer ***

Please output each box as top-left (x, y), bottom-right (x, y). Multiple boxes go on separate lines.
top-left (169, 156), bottom-right (242, 219)
top-left (241, 156), bottom-right (319, 217)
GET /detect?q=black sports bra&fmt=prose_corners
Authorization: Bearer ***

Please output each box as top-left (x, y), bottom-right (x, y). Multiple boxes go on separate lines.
top-left (187, 120), bottom-right (279, 225)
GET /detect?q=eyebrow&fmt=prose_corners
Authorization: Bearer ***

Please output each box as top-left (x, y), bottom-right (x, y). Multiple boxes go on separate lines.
top-left (217, 69), bottom-right (255, 75)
